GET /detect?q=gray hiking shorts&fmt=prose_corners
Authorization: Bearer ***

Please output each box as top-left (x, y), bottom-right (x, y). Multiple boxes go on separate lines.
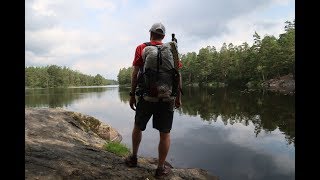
top-left (134, 96), bottom-right (174, 133)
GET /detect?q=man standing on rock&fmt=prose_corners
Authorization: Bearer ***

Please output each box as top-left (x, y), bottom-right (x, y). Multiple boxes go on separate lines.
top-left (125, 22), bottom-right (182, 178)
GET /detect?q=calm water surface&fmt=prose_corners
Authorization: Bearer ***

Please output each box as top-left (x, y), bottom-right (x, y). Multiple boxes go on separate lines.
top-left (25, 86), bottom-right (295, 180)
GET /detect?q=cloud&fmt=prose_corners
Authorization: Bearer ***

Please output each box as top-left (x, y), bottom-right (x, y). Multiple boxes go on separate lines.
top-left (272, 0), bottom-right (292, 6)
top-left (25, 0), bottom-right (58, 31)
top-left (25, 0), bottom-right (294, 80)
top-left (84, 0), bottom-right (117, 11)
top-left (144, 0), bottom-right (270, 38)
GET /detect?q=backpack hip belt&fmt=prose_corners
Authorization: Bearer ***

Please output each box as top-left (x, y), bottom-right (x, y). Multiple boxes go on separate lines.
top-left (143, 96), bottom-right (175, 102)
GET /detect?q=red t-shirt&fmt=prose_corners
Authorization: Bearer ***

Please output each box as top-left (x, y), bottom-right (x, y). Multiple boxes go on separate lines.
top-left (132, 41), bottom-right (183, 68)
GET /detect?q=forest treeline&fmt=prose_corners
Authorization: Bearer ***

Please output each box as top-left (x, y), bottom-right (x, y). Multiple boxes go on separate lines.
top-left (117, 20), bottom-right (295, 87)
top-left (25, 65), bottom-right (117, 88)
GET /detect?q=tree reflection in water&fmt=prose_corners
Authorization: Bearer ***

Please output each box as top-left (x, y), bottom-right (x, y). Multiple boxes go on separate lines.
top-left (26, 86), bottom-right (295, 146)
top-left (119, 86), bottom-right (295, 146)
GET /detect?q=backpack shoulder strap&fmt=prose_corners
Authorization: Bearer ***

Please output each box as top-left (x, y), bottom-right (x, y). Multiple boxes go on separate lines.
top-left (143, 42), bottom-right (162, 73)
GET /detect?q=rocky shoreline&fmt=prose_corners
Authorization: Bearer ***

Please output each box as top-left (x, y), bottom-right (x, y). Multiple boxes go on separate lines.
top-left (261, 74), bottom-right (295, 95)
top-left (25, 108), bottom-right (218, 179)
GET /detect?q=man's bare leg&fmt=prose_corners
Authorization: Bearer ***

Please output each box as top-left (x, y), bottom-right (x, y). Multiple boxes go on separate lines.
top-left (132, 125), bottom-right (142, 156)
top-left (158, 132), bottom-right (170, 168)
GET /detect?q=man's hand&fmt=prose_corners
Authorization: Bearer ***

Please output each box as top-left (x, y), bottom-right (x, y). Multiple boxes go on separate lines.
top-left (175, 97), bottom-right (182, 108)
top-left (129, 96), bottom-right (137, 111)
top-left (130, 66), bottom-right (139, 111)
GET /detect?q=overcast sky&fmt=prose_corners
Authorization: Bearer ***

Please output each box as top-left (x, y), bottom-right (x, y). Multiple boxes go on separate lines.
top-left (25, 0), bottom-right (294, 80)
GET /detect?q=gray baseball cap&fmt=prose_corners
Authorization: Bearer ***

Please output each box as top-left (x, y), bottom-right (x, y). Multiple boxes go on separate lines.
top-left (149, 23), bottom-right (166, 35)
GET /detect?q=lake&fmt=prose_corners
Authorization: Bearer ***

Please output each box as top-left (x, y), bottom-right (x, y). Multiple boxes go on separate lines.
top-left (25, 85), bottom-right (295, 180)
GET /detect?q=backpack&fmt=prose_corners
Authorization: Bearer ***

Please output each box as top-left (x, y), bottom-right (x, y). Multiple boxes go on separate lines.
top-left (136, 42), bottom-right (179, 99)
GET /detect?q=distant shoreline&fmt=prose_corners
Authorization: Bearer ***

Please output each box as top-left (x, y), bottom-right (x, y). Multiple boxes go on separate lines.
top-left (25, 85), bottom-right (119, 89)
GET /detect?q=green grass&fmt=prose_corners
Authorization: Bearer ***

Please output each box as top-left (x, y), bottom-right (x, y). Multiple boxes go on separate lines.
top-left (104, 141), bottom-right (130, 157)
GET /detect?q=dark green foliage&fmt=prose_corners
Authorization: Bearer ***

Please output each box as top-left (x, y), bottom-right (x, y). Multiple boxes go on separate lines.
top-left (117, 20), bottom-right (295, 87)
top-left (25, 65), bottom-right (117, 88)
top-left (117, 67), bottom-right (132, 85)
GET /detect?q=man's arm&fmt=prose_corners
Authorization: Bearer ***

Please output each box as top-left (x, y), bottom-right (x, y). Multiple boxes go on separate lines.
top-left (129, 66), bottom-right (139, 111)
top-left (131, 66), bottom-right (139, 93)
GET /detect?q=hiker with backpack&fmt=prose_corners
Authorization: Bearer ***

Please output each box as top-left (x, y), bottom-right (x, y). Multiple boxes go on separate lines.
top-left (125, 22), bottom-right (182, 178)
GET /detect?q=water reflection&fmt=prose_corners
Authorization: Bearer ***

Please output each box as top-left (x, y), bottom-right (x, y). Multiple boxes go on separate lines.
top-left (118, 87), bottom-right (295, 146)
top-left (25, 87), bottom-right (114, 108)
top-left (118, 86), bottom-right (131, 104)
top-left (170, 125), bottom-right (294, 180)
top-left (26, 86), bottom-right (295, 146)
top-left (25, 86), bottom-right (295, 180)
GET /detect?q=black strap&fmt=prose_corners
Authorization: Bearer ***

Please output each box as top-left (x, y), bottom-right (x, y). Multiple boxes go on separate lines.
top-left (156, 46), bottom-right (162, 75)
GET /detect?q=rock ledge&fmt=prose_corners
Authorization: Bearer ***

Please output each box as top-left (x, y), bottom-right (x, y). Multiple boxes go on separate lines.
top-left (25, 108), bottom-right (218, 180)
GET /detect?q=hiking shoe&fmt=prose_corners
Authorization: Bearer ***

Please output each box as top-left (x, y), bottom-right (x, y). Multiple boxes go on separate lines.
top-left (155, 165), bottom-right (172, 178)
top-left (125, 155), bottom-right (137, 167)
